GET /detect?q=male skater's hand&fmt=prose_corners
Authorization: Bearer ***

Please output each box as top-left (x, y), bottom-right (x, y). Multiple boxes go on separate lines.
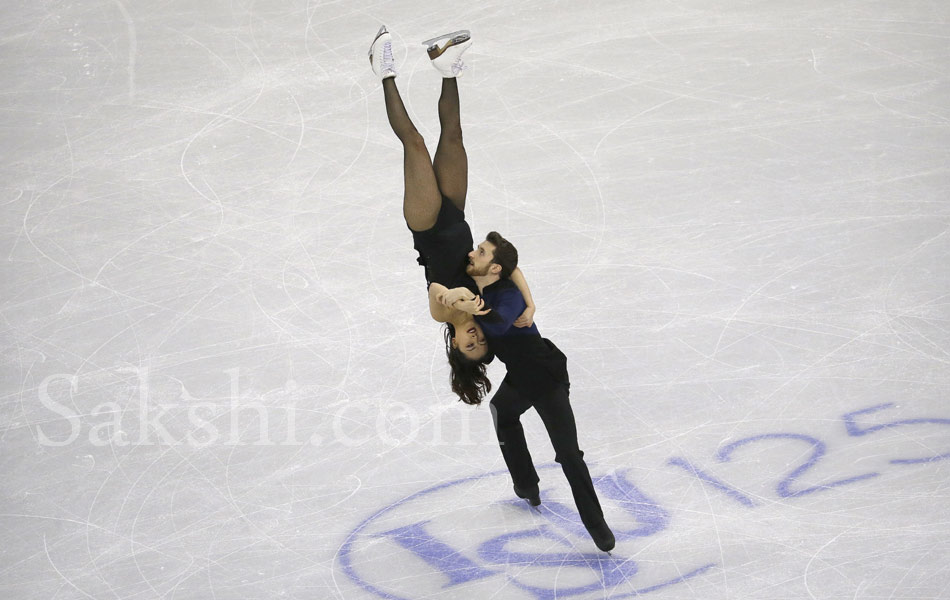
top-left (514, 304), bottom-right (535, 328)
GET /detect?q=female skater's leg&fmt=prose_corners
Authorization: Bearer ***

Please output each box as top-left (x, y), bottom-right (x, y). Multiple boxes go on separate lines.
top-left (432, 77), bottom-right (468, 211)
top-left (382, 78), bottom-right (442, 231)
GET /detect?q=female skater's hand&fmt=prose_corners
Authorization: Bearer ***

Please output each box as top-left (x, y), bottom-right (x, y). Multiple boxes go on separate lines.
top-left (455, 296), bottom-right (491, 316)
top-left (514, 304), bottom-right (535, 328)
top-left (439, 287), bottom-right (472, 307)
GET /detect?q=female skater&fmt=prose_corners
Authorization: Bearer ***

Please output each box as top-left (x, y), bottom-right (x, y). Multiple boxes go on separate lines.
top-left (368, 26), bottom-right (535, 405)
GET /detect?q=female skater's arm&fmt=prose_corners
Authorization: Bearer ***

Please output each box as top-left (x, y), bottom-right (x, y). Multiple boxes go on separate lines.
top-left (510, 267), bottom-right (536, 328)
top-left (427, 283), bottom-right (455, 322)
top-left (428, 284), bottom-right (489, 321)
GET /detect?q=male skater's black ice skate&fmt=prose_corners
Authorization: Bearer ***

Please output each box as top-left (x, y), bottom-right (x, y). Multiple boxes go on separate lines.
top-left (586, 519), bottom-right (616, 554)
top-left (513, 483), bottom-right (541, 511)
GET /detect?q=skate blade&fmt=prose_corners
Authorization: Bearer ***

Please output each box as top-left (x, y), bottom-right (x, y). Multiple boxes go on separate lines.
top-left (369, 24), bottom-right (389, 58)
top-left (421, 29), bottom-right (471, 48)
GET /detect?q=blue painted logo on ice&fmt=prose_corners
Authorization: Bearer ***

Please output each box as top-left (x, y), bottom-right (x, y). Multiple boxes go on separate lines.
top-left (338, 466), bottom-right (716, 599)
top-left (338, 403), bottom-right (950, 598)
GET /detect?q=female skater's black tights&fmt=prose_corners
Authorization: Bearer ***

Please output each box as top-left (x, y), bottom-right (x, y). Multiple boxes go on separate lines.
top-left (383, 77), bottom-right (467, 231)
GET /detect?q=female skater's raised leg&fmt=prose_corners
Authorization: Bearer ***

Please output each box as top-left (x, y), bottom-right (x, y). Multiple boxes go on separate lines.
top-left (432, 77), bottom-right (467, 211)
top-left (371, 26), bottom-right (442, 232)
top-left (382, 79), bottom-right (442, 231)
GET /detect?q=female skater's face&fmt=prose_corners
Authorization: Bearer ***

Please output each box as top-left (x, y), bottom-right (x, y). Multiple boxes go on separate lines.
top-left (453, 322), bottom-right (489, 360)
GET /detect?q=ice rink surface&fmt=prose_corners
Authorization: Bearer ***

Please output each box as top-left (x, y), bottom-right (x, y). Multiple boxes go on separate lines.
top-left (2, 0), bottom-right (949, 598)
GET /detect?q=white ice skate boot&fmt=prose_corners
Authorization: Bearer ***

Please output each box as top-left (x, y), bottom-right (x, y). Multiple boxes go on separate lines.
top-left (421, 30), bottom-right (472, 78)
top-left (368, 25), bottom-right (396, 79)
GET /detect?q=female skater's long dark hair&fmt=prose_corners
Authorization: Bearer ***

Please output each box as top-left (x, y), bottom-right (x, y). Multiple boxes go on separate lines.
top-left (443, 323), bottom-right (493, 405)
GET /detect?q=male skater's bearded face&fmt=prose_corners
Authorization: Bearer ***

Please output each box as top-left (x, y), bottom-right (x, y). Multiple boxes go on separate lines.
top-left (466, 242), bottom-right (497, 277)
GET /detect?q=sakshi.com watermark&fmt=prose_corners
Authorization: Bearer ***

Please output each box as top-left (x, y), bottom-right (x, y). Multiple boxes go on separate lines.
top-left (33, 367), bottom-right (492, 448)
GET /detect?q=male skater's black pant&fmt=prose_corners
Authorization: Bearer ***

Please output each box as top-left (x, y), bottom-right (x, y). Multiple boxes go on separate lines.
top-left (489, 380), bottom-right (604, 528)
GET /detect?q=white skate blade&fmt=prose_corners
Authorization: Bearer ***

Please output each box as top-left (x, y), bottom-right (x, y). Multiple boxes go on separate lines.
top-left (421, 29), bottom-right (470, 48)
top-left (369, 24), bottom-right (388, 58)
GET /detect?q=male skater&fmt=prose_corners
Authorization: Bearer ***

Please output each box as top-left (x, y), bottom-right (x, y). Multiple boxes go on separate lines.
top-left (465, 233), bottom-right (616, 552)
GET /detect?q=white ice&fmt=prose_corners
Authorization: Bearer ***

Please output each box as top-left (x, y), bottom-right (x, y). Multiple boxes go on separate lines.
top-left (1, 1), bottom-right (949, 599)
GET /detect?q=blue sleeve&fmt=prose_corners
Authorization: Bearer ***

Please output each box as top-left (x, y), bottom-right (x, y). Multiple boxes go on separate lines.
top-left (478, 288), bottom-right (525, 336)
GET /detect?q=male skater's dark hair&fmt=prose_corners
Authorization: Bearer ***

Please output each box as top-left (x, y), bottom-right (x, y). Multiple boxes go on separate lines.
top-left (443, 323), bottom-right (493, 405)
top-left (486, 231), bottom-right (518, 279)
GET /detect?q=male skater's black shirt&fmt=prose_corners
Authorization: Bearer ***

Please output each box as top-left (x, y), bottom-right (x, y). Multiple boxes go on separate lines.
top-left (476, 279), bottom-right (569, 394)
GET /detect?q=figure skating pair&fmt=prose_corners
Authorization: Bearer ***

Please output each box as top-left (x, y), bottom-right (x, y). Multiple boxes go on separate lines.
top-left (369, 26), bottom-right (615, 554)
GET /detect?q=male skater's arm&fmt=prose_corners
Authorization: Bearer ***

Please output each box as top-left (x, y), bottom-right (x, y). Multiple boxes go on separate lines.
top-left (436, 268), bottom-right (534, 326)
top-left (475, 283), bottom-right (525, 336)
top-left (510, 267), bottom-right (535, 328)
